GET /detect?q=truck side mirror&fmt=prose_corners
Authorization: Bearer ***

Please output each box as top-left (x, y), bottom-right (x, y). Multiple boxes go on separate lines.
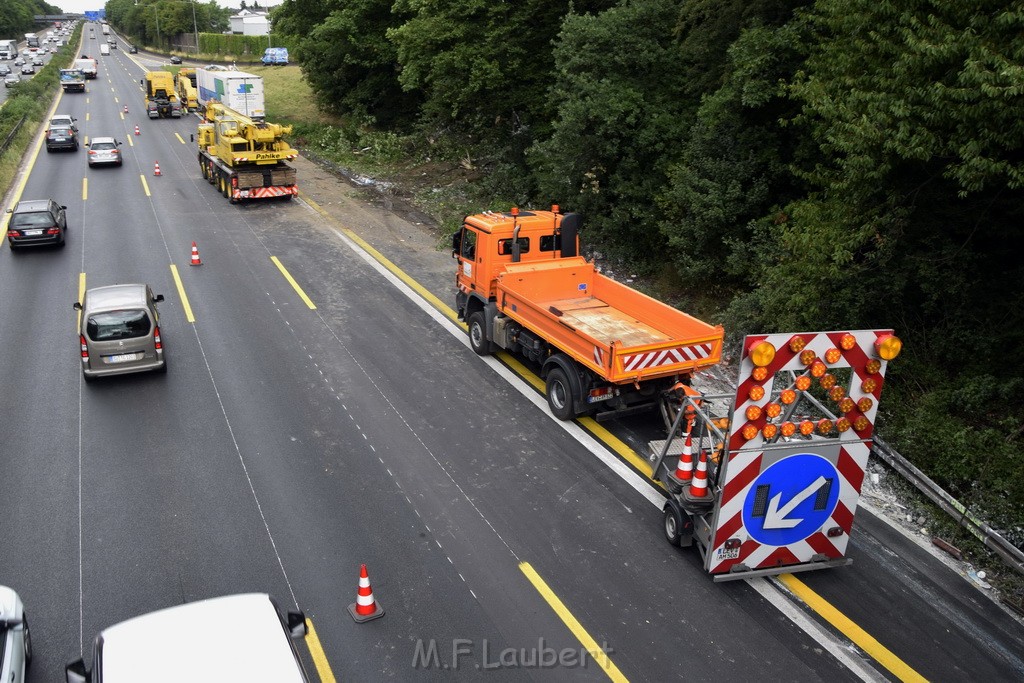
top-left (286, 611), bottom-right (307, 638)
top-left (66, 659), bottom-right (89, 683)
top-left (451, 231), bottom-right (461, 257)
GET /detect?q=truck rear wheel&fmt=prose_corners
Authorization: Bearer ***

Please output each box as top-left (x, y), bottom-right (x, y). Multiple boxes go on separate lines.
top-left (545, 368), bottom-right (575, 420)
top-left (468, 312), bottom-right (493, 356)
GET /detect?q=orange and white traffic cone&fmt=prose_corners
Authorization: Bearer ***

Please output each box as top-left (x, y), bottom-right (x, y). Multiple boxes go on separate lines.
top-left (688, 450), bottom-right (709, 499)
top-left (134, 124), bottom-right (140, 136)
top-left (123, 105), bottom-right (128, 114)
top-left (673, 425), bottom-right (695, 483)
top-left (347, 564), bottom-right (385, 623)
top-left (189, 241), bottom-right (202, 266)
top-left (154, 161), bottom-right (161, 176)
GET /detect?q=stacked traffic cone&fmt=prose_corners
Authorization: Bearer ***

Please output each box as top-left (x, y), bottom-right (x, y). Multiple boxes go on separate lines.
top-left (347, 564), bottom-right (385, 623)
top-left (672, 424), bottom-right (695, 483)
top-left (189, 241), bottom-right (202, 266)
top-left (154, 161), bottom-right (161, 176)
top-left (134, 125), bottom-right (140, 136)
top-left (687, 450), bottom-right (709, 499)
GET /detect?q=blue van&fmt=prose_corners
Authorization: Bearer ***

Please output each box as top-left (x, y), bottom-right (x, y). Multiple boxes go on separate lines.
top-left (261, 47), bottom-right (288, 65)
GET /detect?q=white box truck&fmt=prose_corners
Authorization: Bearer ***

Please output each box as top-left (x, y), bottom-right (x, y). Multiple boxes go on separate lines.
top-left (195, 69), bottom-right (265, 119)
top-left (0, 40), bottom-right (17, 60)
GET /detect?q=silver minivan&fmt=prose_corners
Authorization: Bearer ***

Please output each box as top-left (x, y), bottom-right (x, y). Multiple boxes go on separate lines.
top-left (74, 284), bottom-right (167, 381)
top-left (66, 593), bottom-right (310, 682)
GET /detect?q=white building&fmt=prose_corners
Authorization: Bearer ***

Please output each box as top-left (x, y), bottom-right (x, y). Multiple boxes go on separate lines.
top-left (229, 9), bottom-right (270, 36)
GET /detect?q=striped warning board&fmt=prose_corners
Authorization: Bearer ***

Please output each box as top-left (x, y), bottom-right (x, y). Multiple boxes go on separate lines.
top-left (706, 330), bottom-right (899, 576)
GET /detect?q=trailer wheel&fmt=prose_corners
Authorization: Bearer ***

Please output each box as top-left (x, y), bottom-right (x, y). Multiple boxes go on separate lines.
top-left (468, 312), bottom-right (493, 356)
top-left (545, 368), bottom-right (575, 420)
top-left (201, 161), bottom-right (208, 180)
top-left (664, 504), bottom-right (684, 547)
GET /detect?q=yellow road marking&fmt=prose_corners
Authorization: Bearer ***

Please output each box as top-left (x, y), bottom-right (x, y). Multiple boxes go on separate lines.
top-left (82, 177), bottom-right (87, 201)
top-left (270, 256), bottom-right (317, 309)
top-left (174, 132), bottom-right (186, 145)
top-left (119, 111), bottom-right (124, 120)
top-left (778, 575), bottom-right (927, 683)
top-left (581, 418), bottom-right (658, 481)
top-left (139, 174), bottom-right (150, 196)
top-left (85, 112), bottom-right (90, 121)
top-left (114, 96), bottom-right (119, 103)
top-left (519, 562), bottom-right (628, 682)
top-left (126, 135), bottom-right (133, 147)
top-left (169, 265), bottom-right (196, 323)
top-left (77, 272), bottom-right (86, 330)
top-left (304, 619), bottom-right (337, 683)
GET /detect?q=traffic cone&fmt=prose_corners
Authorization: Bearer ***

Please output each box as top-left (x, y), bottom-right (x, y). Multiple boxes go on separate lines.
top-left (688, 450), bottom-right (709, 499)
top-left (134, 125), bottom-right (140, 136)
top-left (123, 105), bottom-right (128, 114)
top-left (189, 241), bottom-right (202, 266)
top-left (673, 426), bottom-right (695, 483)
top-left (154, 161), bottom-right (161, 176)
top-left (347, 564), bottom-right (385, 623)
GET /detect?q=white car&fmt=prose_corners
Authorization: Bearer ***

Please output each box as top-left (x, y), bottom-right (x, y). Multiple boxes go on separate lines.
top-left (0, 586), bottom-right (32, 683)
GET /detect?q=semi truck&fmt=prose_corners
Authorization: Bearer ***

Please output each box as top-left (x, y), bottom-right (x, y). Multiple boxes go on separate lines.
top-left (453, 207), bottom-right (724, 421)
top-left (142, 71), bottom-right (182, 118)
top-left (195, 68), bottom-right (265, 118)
top-left (59, 69), bottom-right (86, 93)
top-left (0, 40), bottom-right (16, 60)
top-left (196, 101), bottom-right (298, 202)
top-left (453, 206), bottom-right (903, 580)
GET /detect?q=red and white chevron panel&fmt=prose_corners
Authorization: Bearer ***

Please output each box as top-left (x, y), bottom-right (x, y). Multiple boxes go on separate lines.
top-left (233, 185), bottom-right (298, 200)
top-left (706, 329), bottom-right (893, 577)
top-left (622, 342), bottom-right (714, 372)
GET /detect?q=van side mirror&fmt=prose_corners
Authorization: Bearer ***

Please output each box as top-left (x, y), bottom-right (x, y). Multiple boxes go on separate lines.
top-left (286, 610), bottom-right (307, 638)
top-left (154, 294), bottom-right (164, 303)
top-left (73, 302), bottom-right (82, 311)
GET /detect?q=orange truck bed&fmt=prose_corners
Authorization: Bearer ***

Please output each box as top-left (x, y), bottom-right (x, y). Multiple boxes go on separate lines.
top-left (496, 257), bottom-right (724, 383)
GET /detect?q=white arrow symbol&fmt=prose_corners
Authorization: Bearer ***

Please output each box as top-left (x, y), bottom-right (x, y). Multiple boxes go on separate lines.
top-left (763, 476), bottom-right (828, 529)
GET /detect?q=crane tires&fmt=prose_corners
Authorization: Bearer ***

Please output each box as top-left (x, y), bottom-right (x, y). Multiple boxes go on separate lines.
top-left (545, 368), bottom-right (575, 421)
top-left (468, 312), bottom-right (494, 356)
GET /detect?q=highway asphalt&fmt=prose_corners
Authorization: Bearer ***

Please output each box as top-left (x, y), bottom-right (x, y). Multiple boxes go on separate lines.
top-left (0, 24), bottom-right (1022, 683)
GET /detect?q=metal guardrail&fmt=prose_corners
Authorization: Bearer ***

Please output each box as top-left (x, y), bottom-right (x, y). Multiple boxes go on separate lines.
top-left (0, 116), bottom-right (27, 158)
top-left (872, 435), bottom-right (1024, 576)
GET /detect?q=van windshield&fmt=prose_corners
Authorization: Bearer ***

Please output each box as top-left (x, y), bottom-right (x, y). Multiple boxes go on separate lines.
top-left (87, 310), bottom-right (152, 340)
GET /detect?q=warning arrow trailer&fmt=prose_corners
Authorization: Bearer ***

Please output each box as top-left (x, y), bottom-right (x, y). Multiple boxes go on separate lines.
top-left (651, 329), bottom-right (902, 581)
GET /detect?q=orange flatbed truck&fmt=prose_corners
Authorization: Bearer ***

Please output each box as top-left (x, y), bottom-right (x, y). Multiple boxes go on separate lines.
top-left (453, 207), bottom-right (725, 420)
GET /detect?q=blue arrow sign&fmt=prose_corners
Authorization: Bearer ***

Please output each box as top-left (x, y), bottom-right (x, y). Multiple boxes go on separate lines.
top-left (742, 453), bottom-right (840, 547)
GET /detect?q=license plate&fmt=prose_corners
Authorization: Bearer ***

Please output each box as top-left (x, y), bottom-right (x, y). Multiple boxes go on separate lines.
top-left (24, 229), bottom-right (43, 236)
top-left (108, 353), bottom-right (140, 363)
top-left (716, 547), bottom-right (740, 561)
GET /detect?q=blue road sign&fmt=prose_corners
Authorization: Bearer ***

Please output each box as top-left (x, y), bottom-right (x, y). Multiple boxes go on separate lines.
top-left (742, 453), bottom-right (840, 547)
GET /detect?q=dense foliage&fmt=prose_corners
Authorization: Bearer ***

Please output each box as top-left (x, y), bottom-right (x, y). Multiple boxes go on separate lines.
top-left (104, 0), bottom-right (229, 50)
top-left (273, 0), bottom-right (1024, 536)
top-left (0, 0), bottom-right (61, 37)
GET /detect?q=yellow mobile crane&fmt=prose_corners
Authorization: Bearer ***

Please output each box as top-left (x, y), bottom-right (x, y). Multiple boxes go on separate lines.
top-left (196, 102), bottom-right (298, 202)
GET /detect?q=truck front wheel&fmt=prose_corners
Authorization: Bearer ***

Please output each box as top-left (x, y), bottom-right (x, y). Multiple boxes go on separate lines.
top-left (545, 368), bottom-right (575, 420)
top-left (468, 312), bottom-right (493, 356)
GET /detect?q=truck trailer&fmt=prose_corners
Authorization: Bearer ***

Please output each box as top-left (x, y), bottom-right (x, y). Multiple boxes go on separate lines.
top-left (0, 40), bottom-right (16, 60)
top-left (195, 69), bottom-right (265, 118)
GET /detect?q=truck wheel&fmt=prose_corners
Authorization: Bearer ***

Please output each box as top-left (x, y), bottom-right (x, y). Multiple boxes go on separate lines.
top-left (545, 368), bottom-right (575, 420)
top-left (468, 312), bottom-right (493, 356)
top-left (664, 505), bottom-right (684, 547)
top-left (201, 161), bottom-right (208, 179)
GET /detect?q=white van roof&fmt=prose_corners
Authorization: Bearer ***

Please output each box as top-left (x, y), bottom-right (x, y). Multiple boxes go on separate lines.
top-left (96, 594), bottom-right (308, 682)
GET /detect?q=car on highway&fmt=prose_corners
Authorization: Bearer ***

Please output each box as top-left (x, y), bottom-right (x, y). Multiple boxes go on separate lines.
top-left (13, 57), bottom-right (24, 66)
top-left (20, 64), bottom-right (33, 75)
top-left (4, 198), bottom-right (67, 250)
top-left (73, 284), bottom-right (167, 381)
top-left (3, 74), bottom-right (18, 88)
top-left (128, 45), bottom-right (137, 53)
top-left (0, 64), bottom-right (10, 76)
top-left (46, 126), bottom-right (79, 152)
top-left (31, 56), bottom-right (43, 67)
top-left (65, 594), bottom-right (308, 683)
top-left (86, 137), bottom-right (122, 167)
top-left (50, 114), bottom-right (78, 132)
top-left (169, 55), bottom-right (182, 64)
top-left (0, 586), bottom-right (33, 683)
